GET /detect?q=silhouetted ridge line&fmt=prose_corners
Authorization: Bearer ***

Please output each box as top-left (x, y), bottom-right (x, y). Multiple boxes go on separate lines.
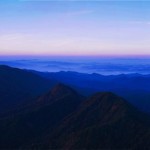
top-left (0, 65), bottom-right (56, 114)
top-left (46, 92), bottom-right (150, 150)
top-left (0, 84), bottom-right (85, 149)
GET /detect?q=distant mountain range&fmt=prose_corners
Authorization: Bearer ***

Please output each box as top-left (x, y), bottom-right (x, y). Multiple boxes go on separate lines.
top-left (31, 70), bottom-right (150, 114)
top-left (0, 65), bottom-right (150, 149)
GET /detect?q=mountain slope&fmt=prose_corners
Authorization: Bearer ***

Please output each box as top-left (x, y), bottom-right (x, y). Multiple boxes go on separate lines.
top-left (0, 65), bottom-right (56, 113)
top-left (47, 92), bottom-right (150, 150)
top-left (0, 83), bottom-right (84, 149)
top-left (35, 71), bottom-right (150, 114)
top-left (0, 82), bottom-right (149, 149)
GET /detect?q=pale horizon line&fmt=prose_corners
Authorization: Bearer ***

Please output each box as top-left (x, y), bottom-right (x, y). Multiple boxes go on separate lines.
top-left (1, 54), bottom-right (150, 58)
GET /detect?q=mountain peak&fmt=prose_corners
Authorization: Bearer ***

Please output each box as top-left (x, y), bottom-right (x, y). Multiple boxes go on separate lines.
top-left (83, 92), bottom-right (130, 119)
top-left (37, 83), bottom-right (82, 105)
top-left (85, 92), bottom-right (126, 107)
top-left (50, 83), bottom-right (77, 97)
top-left (47, 92), bottom-right (150, 150)
top-left (59, 91), bottom-right (132, 130)
top-left (89, 92), bottom-right (126, 104)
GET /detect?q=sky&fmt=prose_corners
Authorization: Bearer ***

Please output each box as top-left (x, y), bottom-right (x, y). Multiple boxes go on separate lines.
top-left (0, 0), bottom-right (150, 56)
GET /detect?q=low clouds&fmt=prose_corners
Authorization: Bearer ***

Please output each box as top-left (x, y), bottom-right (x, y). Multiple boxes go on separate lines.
top-left (1, 56), bottom-right (150, 75)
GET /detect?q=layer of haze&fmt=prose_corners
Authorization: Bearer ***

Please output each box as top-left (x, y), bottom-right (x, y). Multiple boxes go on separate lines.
top-left (0, 0), bottom-right (150, 56)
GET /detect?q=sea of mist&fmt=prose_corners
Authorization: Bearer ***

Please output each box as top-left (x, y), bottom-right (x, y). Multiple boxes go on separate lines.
top-left (0, 56), bottom-right (150, 75)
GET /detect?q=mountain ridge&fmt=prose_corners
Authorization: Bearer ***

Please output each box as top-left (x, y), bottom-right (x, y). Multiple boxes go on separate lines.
top-left (0, 65), bottom-right (57, 114)
top-left (0, 65), bottom-right (150, 149)
top-left (32, 70), bottom-right (150, 114)
top-left (0, 83), bottom-right (85, 149)
top-left (46, 91), bottom-right (150, 150)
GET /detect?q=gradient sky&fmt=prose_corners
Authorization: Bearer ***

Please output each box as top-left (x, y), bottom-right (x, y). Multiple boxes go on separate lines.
top-left (0, 0), bottom-right (150, 56)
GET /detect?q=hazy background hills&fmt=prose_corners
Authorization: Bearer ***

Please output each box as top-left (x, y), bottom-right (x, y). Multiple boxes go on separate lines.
top-left (33, 69), bottom-right (150, 114)
top-left (0, 65), bottom-right (150, 149)
top-left (0, 65), bottom-right (149, 149)
top-left (0, 64), bottom-right (150, 114)
top-left (1, 56), bottom-right (150, 74)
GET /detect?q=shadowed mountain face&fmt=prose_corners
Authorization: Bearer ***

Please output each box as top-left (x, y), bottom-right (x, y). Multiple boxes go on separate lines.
top-left (37, 83), bottom-right (81, 106)
top-left (34, 71), bottom-right (150, 114)
top-left (46, 92), bottom-right (150, 150)
top-left (0, 66), bottom-right (150, 149)
top-left (0, 83), bottom-right (84, 149)
top-left (0, 65), bottom-right (56, 114)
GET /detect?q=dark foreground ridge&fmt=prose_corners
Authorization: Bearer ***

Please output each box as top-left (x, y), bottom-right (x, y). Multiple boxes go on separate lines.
top-left (0, 65), bottom-right (150, 149)
top-left (0, 65), bottom-right (56, 113)
top-left (43, 92), bottom-right (150, 150)
top-left (36, 70), bottom-right (150, 114)
top-left (0, 83), bottom-right (149, 149)
top-left (0, 83), bottom-right (84, 148)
